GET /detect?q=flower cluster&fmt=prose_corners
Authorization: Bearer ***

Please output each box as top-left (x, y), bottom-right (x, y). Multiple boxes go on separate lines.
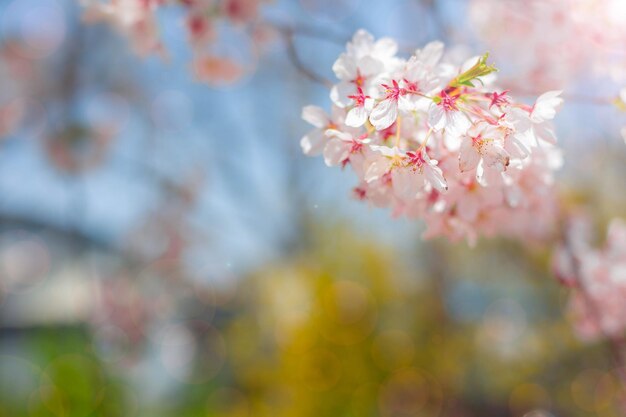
top-left (79, 0), bottom-right (268, 85)
top-left (301, 30), bottom-right (563, 244)
top-left (554, 216), bottom-right (626, 340)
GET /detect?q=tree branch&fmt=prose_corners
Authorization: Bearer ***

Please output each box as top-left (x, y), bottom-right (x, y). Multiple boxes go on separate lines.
top-left (272, 24), bottom-right (333, 89)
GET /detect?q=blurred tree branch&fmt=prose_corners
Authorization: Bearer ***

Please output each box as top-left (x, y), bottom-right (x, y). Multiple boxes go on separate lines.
top-left (273, 24), bottom-right (333, 89)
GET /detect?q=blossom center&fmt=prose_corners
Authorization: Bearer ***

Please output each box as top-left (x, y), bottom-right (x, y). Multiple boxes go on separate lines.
top-left (351, 69), bottom-right (366, 87)
top-left (382, 80), bottom-right (402, 101)
top-left (439, 91), bottom-right (459, 111)
top-left (348, 87), bottom-right (370, 108)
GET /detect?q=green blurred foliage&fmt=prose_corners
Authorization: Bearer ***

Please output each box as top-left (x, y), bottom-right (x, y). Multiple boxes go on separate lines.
top-left (1, 226), bottom-right (624, 417)
top-left (172, 226), bottom-right (622, 417)
top-left (0, 327), bottom-right (127, 417)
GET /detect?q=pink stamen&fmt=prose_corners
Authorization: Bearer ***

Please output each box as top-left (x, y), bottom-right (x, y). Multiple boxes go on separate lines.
top-left (439, 91), bottom-right (459, 111)
top-left (488, 90), bottom-right (510, 109)
top-left (471, 134), bottom-right (483, 147)
top-left (350, 141), bottom-right (363, 154)
top-left (406, 149), bottom-right (426, 169)
top-left (403, 78), bottom-right (420, 94)
top-left (347, 87), bottom-right (371, 108)
top-left (381, 80), bottom-right (402, 101)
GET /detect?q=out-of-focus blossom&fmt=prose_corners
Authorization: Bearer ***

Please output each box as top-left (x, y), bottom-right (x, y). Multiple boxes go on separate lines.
top-left (191, 54), bottom-right (245, 86)
top-left (554, 216), bottom-right (626, 341)
top-left (80, 0), bottom-right (165, 56)
top-left (469, 0), bottom-right (626, 89)
top-left (221, 0), bottom-right (260, 24)
top-left (301, 30), bottom-right (563, 244)
top-left (78, 0), bottom-right (267, 84)
top-left (0, 99), bottom-right (25, 139)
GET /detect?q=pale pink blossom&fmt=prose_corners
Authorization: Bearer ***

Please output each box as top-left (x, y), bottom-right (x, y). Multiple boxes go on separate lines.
top-left (428, 91), bottom-right (471, 137)
top-left (369, 80), bottom-right (408, 130)
top-left (555, 217), bottom-right (626, 341)
top-left (459, 123), bottom-right (510, 175)
top-left (345, 87), bottom-right (374, 127)
top-left (191, 54), bottom-right (244, 86)
top-left (330, 30), bottom-right (398, 108)
top-left (531, 90), bottom-right (564, 123)
top-left (300, 105), bottom-right (345, 156)
top-left (323, 129), bottom-right (370, 168)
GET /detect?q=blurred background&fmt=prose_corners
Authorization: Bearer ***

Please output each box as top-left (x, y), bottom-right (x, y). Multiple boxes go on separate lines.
top-left (0, 0), bottom-right (625, 416)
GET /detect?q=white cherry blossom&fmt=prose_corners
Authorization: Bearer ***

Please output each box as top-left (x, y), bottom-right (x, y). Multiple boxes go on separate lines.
top-left (300, 29), bottom-right (564, 244)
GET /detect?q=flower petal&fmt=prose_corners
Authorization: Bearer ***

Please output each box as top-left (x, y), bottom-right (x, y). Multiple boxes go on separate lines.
top-left (531, 90), bottom-right (563, 123)
top-left (330, 81), bottom-right (357, 108)
top-left (323, 138), bottom-right (349, 166)
top-left (428, 104), bottom-right (446, 131)
top-left (392, 168), bottom-right (422, 201)
top-left (301, 105), bottom-right (328, 128)
top-left (424, 164), bottom-right (448, 192)
top-left (459, 138), bottom-right (480, 172)
top-left (300, 129), bottom-right (325, 156)
top-left (364, 156), bottom-right (392, 182)
top-left (369, 98), bottom-right (398, 130)
top-left (346, 105), bottom-right (368, 127)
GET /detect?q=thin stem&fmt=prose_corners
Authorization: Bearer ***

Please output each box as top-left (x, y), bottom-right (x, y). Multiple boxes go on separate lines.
top-left (419, 126), bottom-right (434, 151)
